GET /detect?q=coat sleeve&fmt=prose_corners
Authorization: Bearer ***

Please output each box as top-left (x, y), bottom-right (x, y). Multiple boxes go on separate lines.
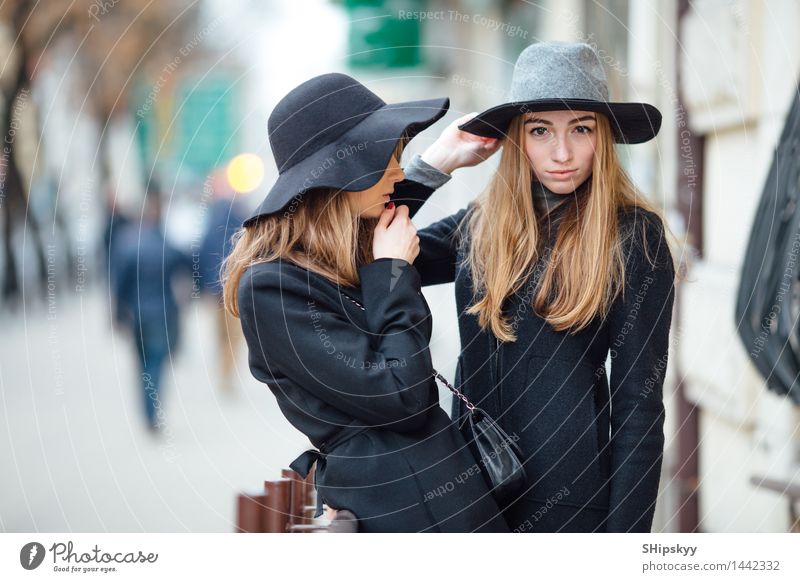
top-left (395, 153), bottom-right (468, 286)
top-left (394, 153), bottom-right (450, 219)
top-left (414, 207), bottom-right (470, 286)
top-left (391, 178), bottom-right (440, 221)
top-left (238, 258), bottom-right (437, 432)
top-left (605, 211), bottom-right (675, 532)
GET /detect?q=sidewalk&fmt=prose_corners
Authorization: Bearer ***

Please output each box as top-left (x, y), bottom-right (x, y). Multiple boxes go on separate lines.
top-left (0, 286), bottom-right (308, 532)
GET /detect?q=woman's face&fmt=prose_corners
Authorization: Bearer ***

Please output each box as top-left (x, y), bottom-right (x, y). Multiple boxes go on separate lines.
top-left (522, 110), bottom-right (597, 194)
top-left (345, 155), bottom-right (405, 219)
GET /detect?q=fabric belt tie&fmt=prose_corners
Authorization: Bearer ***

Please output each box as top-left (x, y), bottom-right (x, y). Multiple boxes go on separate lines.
top-left (289, 424), bottom-right (369, 518)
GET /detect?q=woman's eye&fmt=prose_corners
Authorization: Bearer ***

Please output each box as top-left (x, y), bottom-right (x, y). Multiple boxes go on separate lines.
top-left (529, 127), bottom-right (548, 136)
top-left (575, 125), bottom-right (593, 134)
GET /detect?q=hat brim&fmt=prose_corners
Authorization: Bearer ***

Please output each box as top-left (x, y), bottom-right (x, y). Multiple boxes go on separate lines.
top-left (458, 99), bottom-right (661, 144)
top-left (244, 96), bottom-right (449, 224)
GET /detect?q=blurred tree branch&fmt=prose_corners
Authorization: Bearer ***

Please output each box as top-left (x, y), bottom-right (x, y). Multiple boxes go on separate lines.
top-left (0, 0), bottom-right (202, 304)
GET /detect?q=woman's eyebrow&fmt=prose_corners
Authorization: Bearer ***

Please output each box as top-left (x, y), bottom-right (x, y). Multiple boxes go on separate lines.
top-left (524, 115), bottom-right (597, 125)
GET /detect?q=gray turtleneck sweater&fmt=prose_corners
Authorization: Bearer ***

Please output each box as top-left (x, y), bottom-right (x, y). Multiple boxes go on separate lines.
top-left (531, 180), bottom-right (572, 216)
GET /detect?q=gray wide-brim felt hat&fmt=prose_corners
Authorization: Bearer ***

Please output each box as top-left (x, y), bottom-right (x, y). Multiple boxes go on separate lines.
top-left (459, 42), bottom-right (661, 144)
top-left (244, 73), bottom-right (449, 225)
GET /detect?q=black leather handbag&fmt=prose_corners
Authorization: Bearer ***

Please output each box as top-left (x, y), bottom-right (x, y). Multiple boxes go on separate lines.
top-left (433, 371), bottom-right (527, 504)
top-left (340, 290), bottom-right (527, 503)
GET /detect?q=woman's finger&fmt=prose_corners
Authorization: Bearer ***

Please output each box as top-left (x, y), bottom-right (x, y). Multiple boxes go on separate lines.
top-left (393, 204), bottom-right (410, 221)
top-left (454, 111), bottom-right (478, 125)
top-left (376, 202), bottom-right (396, 229)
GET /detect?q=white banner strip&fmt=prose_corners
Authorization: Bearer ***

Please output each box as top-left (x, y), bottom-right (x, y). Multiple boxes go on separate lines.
top-left (1, 533), bottom-right (797, 581)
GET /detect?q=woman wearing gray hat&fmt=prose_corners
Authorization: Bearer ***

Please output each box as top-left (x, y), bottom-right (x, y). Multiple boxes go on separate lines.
top-left (403, 41), bottom-right (677, 532)
top-left (222, 73), bottom-right (508, 532)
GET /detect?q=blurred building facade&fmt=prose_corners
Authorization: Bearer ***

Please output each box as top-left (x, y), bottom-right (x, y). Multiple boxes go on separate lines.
top-left (673, 0), bottom-right (800, 532)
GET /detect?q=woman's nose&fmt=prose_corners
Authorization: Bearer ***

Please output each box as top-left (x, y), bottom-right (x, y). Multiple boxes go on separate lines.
top-left (551, 138), bottom-right (572, 163)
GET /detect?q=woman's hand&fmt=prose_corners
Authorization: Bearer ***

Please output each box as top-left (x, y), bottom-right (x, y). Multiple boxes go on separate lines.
top-left (372, 203), bottom-right (419, 264)
top-left (420, 112), bottom-right (502, 175)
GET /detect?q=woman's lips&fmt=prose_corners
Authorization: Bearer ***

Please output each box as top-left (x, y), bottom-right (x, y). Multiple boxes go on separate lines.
top-left (547, 169), bottom-right (577, 179)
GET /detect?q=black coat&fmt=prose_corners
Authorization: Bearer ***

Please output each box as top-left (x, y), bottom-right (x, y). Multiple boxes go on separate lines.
top-left (237, 251), bottom-right (509, 532)
top-left (397, 180), bottom-right (675, 532)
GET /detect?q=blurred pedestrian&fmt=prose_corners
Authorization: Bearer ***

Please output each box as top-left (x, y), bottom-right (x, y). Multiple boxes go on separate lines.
top-left (102, 187), bottom-right (130, 324)
top-left (197, 169), bottom-right (246, 395)
top-left (112, 188), bottom-right (191, 433)
top-left (102, 187), bottom-right (130, 275)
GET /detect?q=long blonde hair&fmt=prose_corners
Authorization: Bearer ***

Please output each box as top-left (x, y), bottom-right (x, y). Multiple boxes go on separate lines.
top-left (463, 113), bottom-right (669, 341)
top-left (222, 139), bottom-right (406, 317)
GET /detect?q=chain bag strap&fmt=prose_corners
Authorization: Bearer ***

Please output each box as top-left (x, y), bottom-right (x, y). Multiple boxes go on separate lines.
top-left (339, 290), bottom-right (526, 502)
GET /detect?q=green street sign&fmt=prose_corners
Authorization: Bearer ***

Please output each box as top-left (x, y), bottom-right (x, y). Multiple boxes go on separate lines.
top-left (343, 0), bottom-right (424, 68)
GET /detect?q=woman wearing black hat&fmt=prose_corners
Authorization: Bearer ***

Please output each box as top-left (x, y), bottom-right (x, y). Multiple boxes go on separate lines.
top-left (222, 73), bottom-right (508, 532)
top-left (401, 42), bottom-right (677, 532)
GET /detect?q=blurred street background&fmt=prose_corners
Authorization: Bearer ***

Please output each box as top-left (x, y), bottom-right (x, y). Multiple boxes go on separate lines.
top-left (1, 0), bottom-right (799, 533)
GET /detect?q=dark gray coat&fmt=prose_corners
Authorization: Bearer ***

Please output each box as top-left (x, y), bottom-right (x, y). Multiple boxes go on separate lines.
top-left (399, 180), bottom-right (675, 533)
top-left (238, 249), bottom-right (509, 532)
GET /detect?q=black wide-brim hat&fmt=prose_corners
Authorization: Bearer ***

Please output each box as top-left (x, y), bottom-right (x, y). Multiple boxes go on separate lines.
top-left (244, 73), bottom-right (449, 225)
top-left (458, 42), bottom-right (661, 144)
